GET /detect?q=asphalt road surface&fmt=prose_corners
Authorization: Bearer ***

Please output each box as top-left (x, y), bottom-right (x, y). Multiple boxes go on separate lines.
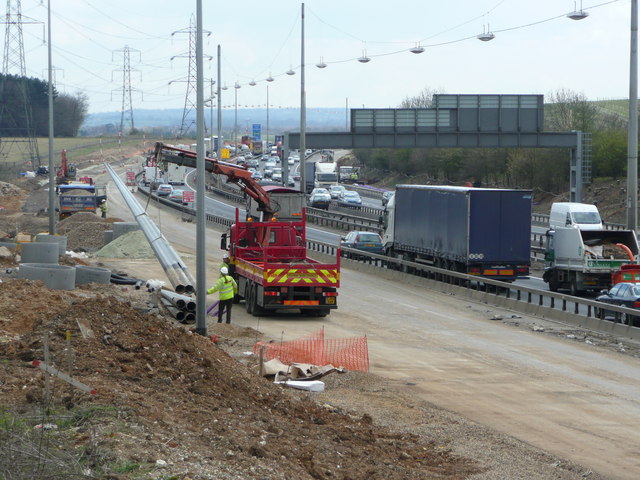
top-left (101, 164), bottom-right (640, 480)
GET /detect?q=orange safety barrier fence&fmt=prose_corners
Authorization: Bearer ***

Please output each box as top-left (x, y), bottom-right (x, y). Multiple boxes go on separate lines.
top-left (253, 327), bottom-right (369, 373)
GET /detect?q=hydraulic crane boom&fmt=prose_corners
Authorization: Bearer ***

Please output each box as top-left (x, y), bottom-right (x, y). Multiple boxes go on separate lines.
top-left (153, 142), bottom-right (274, 217)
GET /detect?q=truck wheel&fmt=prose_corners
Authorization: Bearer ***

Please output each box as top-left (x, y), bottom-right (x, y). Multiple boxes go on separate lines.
top-left (251, 285), bottom-right (265, 317)
top-left (548, 279), bottom-right (559, 292)
top-left (245, 285), bottom-right (254, 314)
top-left (569, 279), bottom-right (579, 297)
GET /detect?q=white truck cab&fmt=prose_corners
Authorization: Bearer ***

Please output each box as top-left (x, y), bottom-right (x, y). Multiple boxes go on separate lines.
top-left (549, 202), bottom-right (603, 231)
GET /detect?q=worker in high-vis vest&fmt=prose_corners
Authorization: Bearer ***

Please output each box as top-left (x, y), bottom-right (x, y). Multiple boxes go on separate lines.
top-left (207, 266), bottom-right (238, 324)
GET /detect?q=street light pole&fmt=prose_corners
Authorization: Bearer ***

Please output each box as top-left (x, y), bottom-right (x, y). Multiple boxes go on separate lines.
top-left (195, 0), bottom-right (207, 336)
top-left (266, 84), bottom-right (269, 147)
top-left (217, 45), bottom-right (222, 159)
top-left (628, 0), bottom-right (638, 230)
top-left (47, 0), bottom-right (55, 235)
top-left (299, 2), bottom-right (307, 194)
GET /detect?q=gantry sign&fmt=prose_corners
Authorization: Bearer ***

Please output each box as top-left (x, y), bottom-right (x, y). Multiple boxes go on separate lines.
top-left (286, 94), bottom-right (588, 202)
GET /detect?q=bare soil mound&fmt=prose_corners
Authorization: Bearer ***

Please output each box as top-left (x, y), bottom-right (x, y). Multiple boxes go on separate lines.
top-left (0, 279), bottom-right (479, 479)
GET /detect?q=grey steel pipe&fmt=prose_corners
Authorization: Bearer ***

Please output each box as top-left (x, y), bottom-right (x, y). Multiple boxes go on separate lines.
top-left (160, 298), bottom-right (187, 322)
top-left (160, 289), bottom-right (196, 312)
top-left (105, 163), bottom-right (196, 294)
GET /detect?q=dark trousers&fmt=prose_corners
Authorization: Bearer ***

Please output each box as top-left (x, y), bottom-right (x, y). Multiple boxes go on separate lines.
top-left (217, 298), bottom-right (233, 323)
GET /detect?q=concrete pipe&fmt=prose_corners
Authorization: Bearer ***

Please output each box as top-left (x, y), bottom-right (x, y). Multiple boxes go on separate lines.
top-left (18, 263), bottom-right (76, 290)
top-left (75, 265), bottom-right (111, 285)
top-left (112, 222), bottom-right (140, 240)
top-left (21, 242), bottom-right (59, 264)
top-left (35, 234), bottom-right (68, 256)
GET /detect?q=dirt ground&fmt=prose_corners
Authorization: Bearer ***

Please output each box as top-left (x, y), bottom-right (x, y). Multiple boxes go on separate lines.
top-left (0, 147), bottom-right (629, 479)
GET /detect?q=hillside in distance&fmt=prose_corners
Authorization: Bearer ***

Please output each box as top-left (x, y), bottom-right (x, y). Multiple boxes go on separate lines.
top-left (82, 107), bottom-right (349, 135)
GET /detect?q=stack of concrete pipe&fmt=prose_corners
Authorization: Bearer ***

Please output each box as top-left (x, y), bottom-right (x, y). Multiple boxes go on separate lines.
top-left (160, 289), bottom-right (196, 324)
top-left (13, 235), bottom-right (113, 290)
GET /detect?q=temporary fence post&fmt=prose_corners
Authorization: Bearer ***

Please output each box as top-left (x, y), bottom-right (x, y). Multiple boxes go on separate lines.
top-left (44, 331), bottom-right (51, 404)
top-left (66, 330), bottom-right (73, 403)
top-left (259, 346), bottom-right (265, 377)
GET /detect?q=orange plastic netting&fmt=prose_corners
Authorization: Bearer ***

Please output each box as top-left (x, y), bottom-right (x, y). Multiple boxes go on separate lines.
top-left (253, 327), bottom-right (369, 372)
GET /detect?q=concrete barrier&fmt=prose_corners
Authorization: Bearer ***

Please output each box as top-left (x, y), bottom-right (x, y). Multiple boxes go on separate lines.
top-left (20, 242), bottom-right (59, 264)
top-left (75, 265), bottom-right (112, 285)
top-left (104, 230), bottom-right (114, 244)
top-left (112, 222), bottom-right (140, 240)
top-left (35, 234), bottom-right (68, 256)
top-left (18, 263), bottom-right (75, 290)
top-left (0, 241), bottom-right (17, 250)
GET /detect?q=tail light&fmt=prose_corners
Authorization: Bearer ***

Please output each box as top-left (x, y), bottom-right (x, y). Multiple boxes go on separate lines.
top-left (264, 291), bottom-right (279, 297)
top-left (633, 301), bottom-right (640, 308)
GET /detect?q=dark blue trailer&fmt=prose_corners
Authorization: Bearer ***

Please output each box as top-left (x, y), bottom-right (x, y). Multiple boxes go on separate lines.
top-left (382, 185), bottom-right (532, 281)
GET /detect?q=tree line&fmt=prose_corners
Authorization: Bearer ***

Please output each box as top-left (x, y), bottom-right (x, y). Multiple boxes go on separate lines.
top-left (0, 73), bottom-right (88, 137)
top-left (355, 88), bottom-right (632, 193)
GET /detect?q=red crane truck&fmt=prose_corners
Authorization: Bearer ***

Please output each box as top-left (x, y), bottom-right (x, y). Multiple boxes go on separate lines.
top-left (153, 142), bottom-right (340, 317)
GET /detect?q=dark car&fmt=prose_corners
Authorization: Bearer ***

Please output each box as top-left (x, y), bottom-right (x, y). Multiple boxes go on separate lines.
top-left (308, 188), bottom-right (331, 209)
top-left (595, 282), bottom-right (640, 325)
top-left (156, 184), bottom-right (173, 197)
top-left (340, 231), bottom-right (384, 256)
top-left (338, 190), bottom-right (362, 209)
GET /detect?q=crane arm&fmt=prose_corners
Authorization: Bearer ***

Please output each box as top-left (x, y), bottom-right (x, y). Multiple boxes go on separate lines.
top-left (153, 142), bottom-right (273, 216)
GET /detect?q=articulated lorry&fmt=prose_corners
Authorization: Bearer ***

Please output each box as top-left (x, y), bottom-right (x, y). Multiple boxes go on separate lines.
top-left (154, 142), bottom-right (340, 316)
top-left (382, 185), bottom-right (532, 281)
top-left (542, 227), bottom-right (639, 294)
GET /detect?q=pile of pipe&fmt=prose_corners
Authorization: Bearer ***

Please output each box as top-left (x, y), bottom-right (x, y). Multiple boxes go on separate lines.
top-left (160, 289), bottom-right (195, 324)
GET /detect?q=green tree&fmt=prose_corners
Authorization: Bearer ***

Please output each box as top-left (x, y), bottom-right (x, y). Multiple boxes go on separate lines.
top-left (592, 130), bottom-right (628, 178)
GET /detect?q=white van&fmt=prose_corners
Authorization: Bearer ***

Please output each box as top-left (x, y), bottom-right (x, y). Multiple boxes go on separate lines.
top-left (549, 202), bottom-right (603, 231)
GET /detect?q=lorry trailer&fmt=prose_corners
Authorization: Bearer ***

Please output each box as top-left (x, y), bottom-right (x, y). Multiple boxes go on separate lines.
top-left (382, 185), bottom-right (532, 281)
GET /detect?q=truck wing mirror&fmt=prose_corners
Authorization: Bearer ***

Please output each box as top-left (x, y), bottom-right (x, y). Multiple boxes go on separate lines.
top-left (220, 232), bottom-right (227, 250)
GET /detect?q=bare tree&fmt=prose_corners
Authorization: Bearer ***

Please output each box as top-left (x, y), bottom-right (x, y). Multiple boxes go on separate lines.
top-left (545, 88), bottom-right (598, 132)
top-left (399, 87), bottom-right (445, 108)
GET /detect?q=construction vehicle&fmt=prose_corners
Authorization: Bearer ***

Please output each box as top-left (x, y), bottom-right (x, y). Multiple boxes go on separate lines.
top-left (543, 227), bottom-right (639, 294)
top-left (382, 185), bottom-right (532, 281)
top-left (153, 142), bottom-right (340, 316)
top-left (56, 150), bottom-right (77, 185)
top-left (57, 183), bottom-right (107, 219)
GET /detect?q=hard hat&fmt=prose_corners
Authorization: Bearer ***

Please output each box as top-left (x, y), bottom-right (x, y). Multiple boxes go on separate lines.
top-left (221, 266), bottom-right (228, 275)
top-left (223, 252), bottom-right (229, 259)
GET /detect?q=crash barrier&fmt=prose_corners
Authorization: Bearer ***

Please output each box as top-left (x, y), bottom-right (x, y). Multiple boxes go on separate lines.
top-left (347, 183), bottom-right (386, 200)
top-left (307, 207), bottom-right (382, 234)
top-left (254, 327), bottom-right (369, 373)
top-left (307, 240), bottom-right (640, 341)
top-left (329, 201), bottom-right (382, 219)
top-left (18, 263), bottom-right (75, 290)
top-left (20, 242), bottom-right (59, 264)
top-left (35, 234), bottom-right (67, 256)
top-left (75, 265), bottom-right (111, 285)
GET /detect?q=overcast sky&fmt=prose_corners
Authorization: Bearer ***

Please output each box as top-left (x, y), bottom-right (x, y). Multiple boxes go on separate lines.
top-left (7, 0), bottom-right (631, 114)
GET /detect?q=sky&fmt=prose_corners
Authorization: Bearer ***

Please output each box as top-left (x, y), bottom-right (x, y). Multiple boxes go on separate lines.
top-left (4, 0), bottom-right (633, 114)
